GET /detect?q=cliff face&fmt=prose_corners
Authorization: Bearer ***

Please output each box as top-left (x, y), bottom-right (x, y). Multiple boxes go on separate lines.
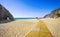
top-left (44, 8), bottom-right (60, 18)
top-left (0, 4), bottom-right (14, 23)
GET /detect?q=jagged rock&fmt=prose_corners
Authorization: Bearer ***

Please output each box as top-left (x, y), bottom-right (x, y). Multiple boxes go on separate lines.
top-left (0, 4), bottom-right (14, 23)
top-left (44, 8), bottom-right (60, 18)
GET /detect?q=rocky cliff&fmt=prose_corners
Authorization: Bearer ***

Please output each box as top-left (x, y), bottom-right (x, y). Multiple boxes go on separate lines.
top-left (0, 4), bottom-right (14, 23)
top-left (44, 8), bottom-right (60, 18)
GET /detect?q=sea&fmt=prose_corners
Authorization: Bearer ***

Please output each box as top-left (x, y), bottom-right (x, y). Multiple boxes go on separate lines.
top-left (14, 18), bottom-right (37, 20)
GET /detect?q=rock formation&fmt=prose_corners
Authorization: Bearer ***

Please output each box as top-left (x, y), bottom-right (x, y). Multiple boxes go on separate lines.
top-left (44, 8), bottom-right (60, 18)
top-left (0, 4), bottom-right (14, 23)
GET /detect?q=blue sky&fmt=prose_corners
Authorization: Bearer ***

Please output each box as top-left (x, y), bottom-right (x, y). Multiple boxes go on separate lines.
top-left (0, 0), bottom-right (60, 18)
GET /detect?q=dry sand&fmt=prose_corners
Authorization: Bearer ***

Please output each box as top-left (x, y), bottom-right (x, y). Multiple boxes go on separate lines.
top-left (0, 19), bottom-right (39, 37)
top-left (0, 18), bottom-right (60, 37)
top-left (41, 18), bottom-right (60, 37)
top-left (25, 20), bottom-right (53, 37)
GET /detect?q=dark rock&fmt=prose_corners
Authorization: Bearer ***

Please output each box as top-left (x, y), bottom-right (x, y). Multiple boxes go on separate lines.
top-left (44, 8), bottom-right (60, 18)
top-left (0, 4), bottom-right (14, 23)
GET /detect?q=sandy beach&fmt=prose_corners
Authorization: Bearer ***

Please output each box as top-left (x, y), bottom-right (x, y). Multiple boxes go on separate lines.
top-left (0, 18), bottom-right (60, 37)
